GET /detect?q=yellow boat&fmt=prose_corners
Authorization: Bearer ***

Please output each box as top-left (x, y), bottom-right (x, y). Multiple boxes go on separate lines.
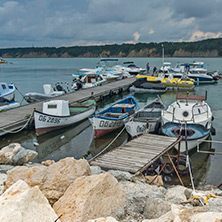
top-left (136, 73), bottom-right (195, 90)
top-left (0, 58), bottom-right (7, 64)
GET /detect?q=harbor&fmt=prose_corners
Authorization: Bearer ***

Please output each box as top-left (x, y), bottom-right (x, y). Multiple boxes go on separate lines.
top-left (0, 57), bottom-right (222, 186)
top-left (1, 57), bottom-right (222, 222)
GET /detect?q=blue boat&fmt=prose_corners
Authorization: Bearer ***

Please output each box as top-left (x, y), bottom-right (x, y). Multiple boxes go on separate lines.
top-left (89, 96), bottom-right (138, 138)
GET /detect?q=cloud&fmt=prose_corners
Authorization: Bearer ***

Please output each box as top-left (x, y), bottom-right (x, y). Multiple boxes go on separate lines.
top-left (149, 29), bottom-right (154, 35)
top-left (0, 0), bottom-right (222, 47)
top-left (189, 30), bottom-right (222, 42)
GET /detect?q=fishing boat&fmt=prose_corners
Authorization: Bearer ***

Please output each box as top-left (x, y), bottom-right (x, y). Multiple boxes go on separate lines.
top-left (24, 83), bottom-right (66, 103)
top-left (124, 97), bottom-right (165, 138)
top-left (0, 82), bottom-right (16, 102)
top-left (129, 77), bottom-right (166, 93)
top-left (161, 93), bottom-right (214, 152)
top-left (89, 96), bottom-right (138, 138)
top-left (34, 99), bottom-right (96, 136)
top-left (72, 71), bottom-right (106, 90)
top-left (0, 98), bottom-right (20, 111)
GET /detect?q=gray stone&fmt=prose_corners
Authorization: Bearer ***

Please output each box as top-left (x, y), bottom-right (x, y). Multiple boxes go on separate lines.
top-left (108, 170), bottom-right (133, 181)
top-left (90, 166), bottom-right (105, 175)
top-left (143, 198), bottom-right (171, 219)
top-left (12, 148), bottom-right (37, 165)
top-left (0, 165), bottom-right (15, 174)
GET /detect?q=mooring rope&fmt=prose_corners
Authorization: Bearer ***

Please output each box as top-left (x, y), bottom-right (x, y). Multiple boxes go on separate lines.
top-left (0, 111), bottom-right (34, 134)
top-left (89, 125), bottom-right (126, 162)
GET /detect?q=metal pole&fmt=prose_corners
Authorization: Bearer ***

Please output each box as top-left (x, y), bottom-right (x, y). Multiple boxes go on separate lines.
top-left (162, 44), bottom-right (164, 65)
top-left (184, 122), bottom-right (195, 191)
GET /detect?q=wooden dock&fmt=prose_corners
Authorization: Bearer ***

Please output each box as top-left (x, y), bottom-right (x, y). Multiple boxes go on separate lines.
top-left (90, 134), bottom-right (181, 174)
top-left (0, 77), bottom-right (135, 136)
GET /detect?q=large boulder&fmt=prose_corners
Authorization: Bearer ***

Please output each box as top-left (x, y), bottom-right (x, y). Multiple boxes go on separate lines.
top-left (53, 173), bottom-right (126, 222)
top-left (165, 185), bottom-right (187, 204)
top-left (143, 197), bottom-right (171, 219)
top-left (4, 157), bottom-right (90, 204)
top-left (0, 180), bottom-right (60, 222)
top-left (0, 143), bottom-right (37, 165)
top-left (119, 180), bottom-right (166, 219)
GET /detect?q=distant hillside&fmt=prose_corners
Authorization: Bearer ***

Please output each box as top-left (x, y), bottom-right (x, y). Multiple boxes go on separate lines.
top-left (1, 38), bottom-right (222, 58)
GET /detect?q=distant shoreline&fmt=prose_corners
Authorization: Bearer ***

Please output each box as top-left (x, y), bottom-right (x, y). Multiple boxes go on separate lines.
top-left (1, 38), bottom-right (222, 58)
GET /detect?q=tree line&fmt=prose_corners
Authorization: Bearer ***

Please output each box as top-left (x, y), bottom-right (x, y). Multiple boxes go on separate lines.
top-left (1, 38), bottom-right (222, 58)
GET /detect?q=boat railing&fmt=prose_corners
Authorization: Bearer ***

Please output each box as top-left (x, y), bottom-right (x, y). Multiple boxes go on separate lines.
top-left (191, 103), bottom-right (209, 121)
top-left (197, 139), bottom-right (222, 155)
top-left (165, 103), bottom-right (209, 123)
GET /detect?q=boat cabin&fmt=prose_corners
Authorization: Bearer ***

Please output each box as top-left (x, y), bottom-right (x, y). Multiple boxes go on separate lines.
top-left (43, 100), bottom-right (70, 116)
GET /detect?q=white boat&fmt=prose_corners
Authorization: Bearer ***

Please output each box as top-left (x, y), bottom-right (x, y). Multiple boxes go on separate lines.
top-left (72, 71), bottom-right (106, 90)
top-left (168, 62), bottom-right (218, 84)
top-left (160, 62), bottom-right (172, 73)
top-left (97, 58), bottom-right (132, 79)
top-left (24, 83), bottom-right (66, 103)
top-left (34, 99), bottom-right (96, 136)
top-left (0, 82), bottom-right (16, 102)
top-left (161, 93), bottom-right (214, 152)
top-left (89, 96), bottom-right (138, 138)
top-left (122, 61), bottom-right (146, 75)
top-left (124, 97), bottom-right (165, 138)
top-left (79, 68), bottom-right (119, 81)
top-left (0, 98), bottom-right (20, 111)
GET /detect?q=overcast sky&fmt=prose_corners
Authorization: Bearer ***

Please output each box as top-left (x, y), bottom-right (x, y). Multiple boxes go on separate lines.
top-left (1, 0), bottom-right (222, 48)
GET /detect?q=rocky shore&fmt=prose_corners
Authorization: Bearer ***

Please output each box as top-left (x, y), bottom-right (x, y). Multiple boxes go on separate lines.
top-left (1, 143), bottom-right (222, 222)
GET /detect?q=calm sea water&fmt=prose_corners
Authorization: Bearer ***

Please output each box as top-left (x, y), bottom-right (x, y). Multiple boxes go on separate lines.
top-left (1, 57), bottom-right (222, 187)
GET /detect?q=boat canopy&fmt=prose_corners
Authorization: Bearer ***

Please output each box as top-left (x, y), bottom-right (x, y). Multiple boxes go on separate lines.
top-left (43, 100), bottom-right (70, 116)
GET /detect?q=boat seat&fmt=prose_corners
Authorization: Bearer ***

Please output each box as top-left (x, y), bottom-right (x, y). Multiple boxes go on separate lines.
top-left (112, 104), bottom-right (136, 108)
top-left (102, 112), bottom-right (127, 118)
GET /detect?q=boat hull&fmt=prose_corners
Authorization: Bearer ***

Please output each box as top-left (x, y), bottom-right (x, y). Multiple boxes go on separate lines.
top-left (34, 106), bottom-right (95, 136)
top-left (89, 117), bottom-right (124, 138)
top-left (161, 122), bottom-right (211, 152)
top-left (125, 119), bottom-right (158, 138)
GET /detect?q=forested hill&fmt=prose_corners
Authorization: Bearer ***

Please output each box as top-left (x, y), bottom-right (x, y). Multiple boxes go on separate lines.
top-left (1, 38), bottom-right (222, 58)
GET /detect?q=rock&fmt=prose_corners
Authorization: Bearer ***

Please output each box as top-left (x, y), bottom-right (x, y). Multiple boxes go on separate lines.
top-left (165, 185), bottom-right (187, 203)
top-left (0, 143), bottom-right (37, 165)
top-left (142, 211), bottom-right (173, 222)
top-left (119, 180), bottom-right (166, 219)
top-left (184, 188), bottom-right (193, 200)
top-left (0, 173), bottom-right (7, 195)
top-left (4, 157), bottom-right (90, 205)
top-left (143, 198), bottom-right (171, 219)
top-left (145, 175), bottom-right (163, 187)
top-left (0, 180), bottom-right (60, 222)
top-left (108, 170), bottom-right (133, 181)
top-left (53, 173), bottom-right (126, 222)
top-left (90, 166), bottom-right (104, 175)
top-left (41, 160), bottom-right (55, 166)
top-left (0, 165), bottom-right (15, 174)
top-left (87, 217), bottom-right (119, 222)
top-left (190, 212), bottom-right (222, 222)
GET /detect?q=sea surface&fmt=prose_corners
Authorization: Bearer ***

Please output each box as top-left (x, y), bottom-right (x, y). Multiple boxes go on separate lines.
top-left (1, 57), bottom-right (222, 187)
